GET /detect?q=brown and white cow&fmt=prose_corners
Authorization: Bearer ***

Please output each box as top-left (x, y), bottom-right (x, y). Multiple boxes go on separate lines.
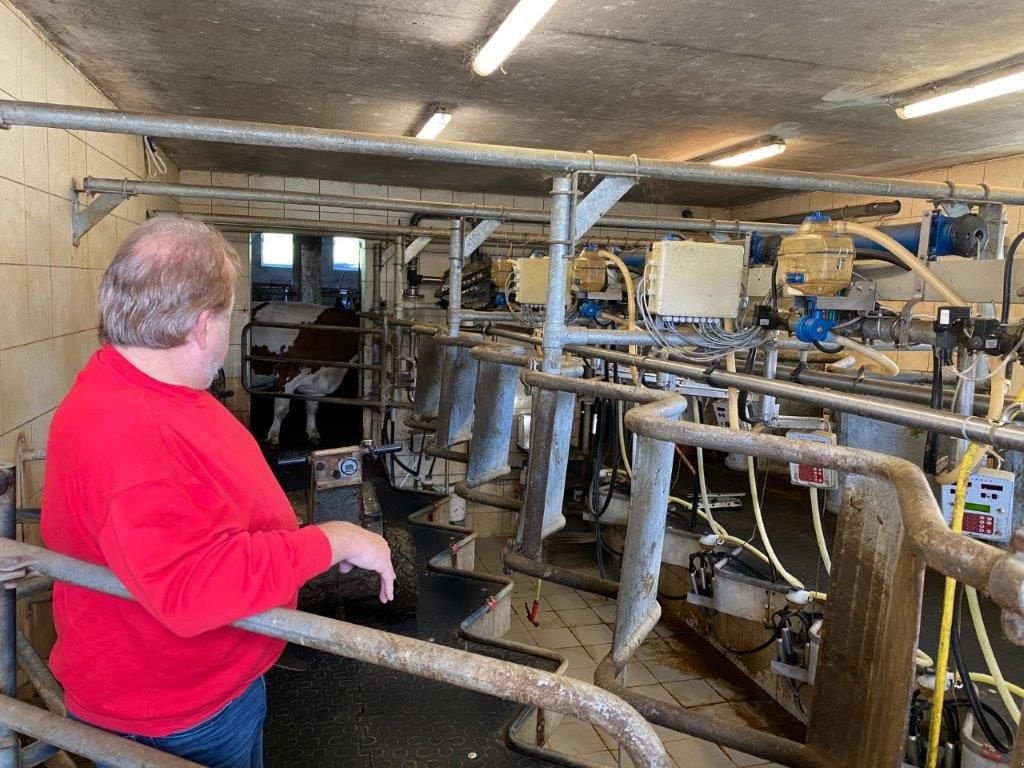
top-left (249, 301), bottom-right (362, 448)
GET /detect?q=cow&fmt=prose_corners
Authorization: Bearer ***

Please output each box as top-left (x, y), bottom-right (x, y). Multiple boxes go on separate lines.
top-left (249, 301), bottom-right (362, 448)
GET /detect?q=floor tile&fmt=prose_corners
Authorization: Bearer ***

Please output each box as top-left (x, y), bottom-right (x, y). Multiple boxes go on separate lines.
top-left (665, 738), bottom-right (736, 768)
top-left (566, 664), bottom-right (597, 683)
top-left (593, 604), bottom-right (619, 623)
top-left (546, 721), bottom-right (608, 756)
top-left (584, 643), bottom-right (611, 662)
top-left (622, 661), bottom-right (658, 688)
top-left (572, 623), bottom-right (614, 645)
top-left (561, 646), bottom-right (595, 668)
top-left (663, 678), bottom-right (725, 707)
top-left (546, 591), bottom-right (589, 610)
top-left (532, 627), bottom-right (582, 650)
top-left (557, 607), bottom-right (603, 627)
top-left (642, 659), bottom-right (699, 683)
top-left (722, 746), bottom-right (771, 766)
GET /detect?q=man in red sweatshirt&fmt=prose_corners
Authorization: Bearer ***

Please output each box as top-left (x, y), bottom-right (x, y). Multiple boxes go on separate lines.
top-left (41, 215), bottom-right (395, 768)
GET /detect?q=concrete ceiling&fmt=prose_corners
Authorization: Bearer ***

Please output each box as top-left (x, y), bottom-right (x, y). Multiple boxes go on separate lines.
top-left (13, 0), bottom-right (1024, 206)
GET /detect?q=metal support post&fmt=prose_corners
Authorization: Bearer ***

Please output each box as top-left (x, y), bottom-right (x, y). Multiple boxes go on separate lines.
top-left (517, 177), bottom-right (576, 557)
top-left (0, 466), bottom-right (17, 768)
top-left (448, 220), bottom-right (464, 337)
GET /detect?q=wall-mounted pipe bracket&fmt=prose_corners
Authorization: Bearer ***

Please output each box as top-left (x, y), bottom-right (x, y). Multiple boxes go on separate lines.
top-left (71, 187), bottom-right (128, 246)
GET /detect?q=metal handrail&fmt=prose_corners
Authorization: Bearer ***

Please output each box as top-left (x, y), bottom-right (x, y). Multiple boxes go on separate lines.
top-left (0, 538), bottom-right (671, 768)
top-left (239, 322), bottom-right (385, 409)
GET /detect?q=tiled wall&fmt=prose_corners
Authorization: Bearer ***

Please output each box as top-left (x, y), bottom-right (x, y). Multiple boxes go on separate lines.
top-left (0, 0), bottom-right (180, 506)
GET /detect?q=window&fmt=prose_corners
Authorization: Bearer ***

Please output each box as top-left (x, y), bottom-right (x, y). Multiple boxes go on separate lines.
top-left (260, 233), bottom-right (294, 268)
top-left (332, 237), bottom-right (363, 271)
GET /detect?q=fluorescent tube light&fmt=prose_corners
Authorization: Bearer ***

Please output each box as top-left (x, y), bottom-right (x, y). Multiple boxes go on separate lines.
top-left (415, 108), bottom-right (452, 140)
top-left (707, 138), bottom-right (787, 167)
top-left (896, 69), bottom-right (1024, 119)
top-left (472, 0), bottom-right (558, 77)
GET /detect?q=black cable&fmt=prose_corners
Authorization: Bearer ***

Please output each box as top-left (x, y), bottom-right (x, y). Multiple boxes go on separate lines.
top-left (812, 340), bottom-right (843, 354)
top-left (951, 584), bottom-right (1010, 752)
top-left (1001, 232), bottom-right (1024, 325)
top-left (923, 348), bottom-right (945, 474)
top-left (708, 613), bottom-right (778, 655)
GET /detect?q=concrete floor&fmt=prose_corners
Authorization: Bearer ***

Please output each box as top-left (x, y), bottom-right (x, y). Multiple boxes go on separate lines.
top-left (473, 537), bottom-right (792, 768)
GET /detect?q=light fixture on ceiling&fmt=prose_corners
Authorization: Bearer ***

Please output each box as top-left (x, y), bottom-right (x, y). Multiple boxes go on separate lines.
top-left (415, 107), bottom-right (452, 140)
top-left (895, 68), bottom-right (1024, 119)
top-left (472, 0), bottom-right (558, 77)
top-left (699, 137), bottom-right (787, 167)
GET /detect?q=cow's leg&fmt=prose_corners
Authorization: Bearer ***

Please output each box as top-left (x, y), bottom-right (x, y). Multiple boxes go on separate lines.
top-left (266, 397), bottom-right (291, 449)
top-left (305, 400), bottom-right (320, 445)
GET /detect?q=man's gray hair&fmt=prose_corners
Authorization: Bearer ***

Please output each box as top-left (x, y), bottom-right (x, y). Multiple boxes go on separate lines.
top-left (98, 216), bottom-right (240, 349)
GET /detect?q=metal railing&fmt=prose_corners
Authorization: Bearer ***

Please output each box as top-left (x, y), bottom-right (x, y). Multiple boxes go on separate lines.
top-left (0, 467), bottom-right (670, 768)
top-left (240, 319), bottom-right (385, 409)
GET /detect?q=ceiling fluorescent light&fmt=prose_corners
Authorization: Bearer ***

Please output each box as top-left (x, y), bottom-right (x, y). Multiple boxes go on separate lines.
top-left (472, 0), bottom-right (558, 77)
top-left (415, 107), bottom-right (452, 140)
top-left (707, 138), bottom-right (787, 167)
top-left (896, 68), bottom-right (1024, 119)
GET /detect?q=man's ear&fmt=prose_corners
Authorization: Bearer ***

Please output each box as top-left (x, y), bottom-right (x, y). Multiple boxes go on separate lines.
top-left (191, 309), bottom-right (215, 350)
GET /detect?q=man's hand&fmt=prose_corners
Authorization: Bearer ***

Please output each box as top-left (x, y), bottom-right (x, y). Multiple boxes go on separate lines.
top-left (317, 522), bottom-right (395, 603)
top-left (0, 556), bottom-right (37, 590)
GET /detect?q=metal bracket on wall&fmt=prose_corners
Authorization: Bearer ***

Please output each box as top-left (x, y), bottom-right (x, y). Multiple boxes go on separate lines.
top-left (70, 187), bottom-right (128, 246)
top-left (404, 236), bottom-right (432, 263)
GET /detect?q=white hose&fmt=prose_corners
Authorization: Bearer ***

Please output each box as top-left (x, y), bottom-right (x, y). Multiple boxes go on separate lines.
top-left (824, 355), bottom-right (857, 372)
top-left (724, 352), bottom-right (806, 590)
top-left (966, 586), bottom-right (1021, 724)
top-left (828, 333), bottom-right (900, 376)
top-left (836, 221), bottom-right (968, 307)
top-left (691, 397), bottom-right (718, 535)
top-left (808, 488), bottom-right (831, 573)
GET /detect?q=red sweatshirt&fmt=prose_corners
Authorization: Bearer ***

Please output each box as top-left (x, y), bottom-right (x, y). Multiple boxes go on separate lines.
top-left (41, 345), bottom-right (332, 736)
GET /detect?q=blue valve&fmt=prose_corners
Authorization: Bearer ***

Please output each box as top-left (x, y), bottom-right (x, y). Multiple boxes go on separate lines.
top-left (578, 299), bottom-right (602, 320)
top-left (793, 297), bottom-right (834, 344)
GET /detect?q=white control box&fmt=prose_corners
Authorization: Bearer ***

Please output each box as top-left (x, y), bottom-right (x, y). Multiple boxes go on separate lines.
top-left (645, 240), bottom-right (745, 320)
top-left (786, 430), bottom-right (838, 490)
top-left (940, 467), bottom-right (1015, 543)
top-left (512, 257), bottom-right (572, 306)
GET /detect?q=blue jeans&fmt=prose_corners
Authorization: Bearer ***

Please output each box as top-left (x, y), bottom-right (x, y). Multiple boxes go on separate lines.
top-left (85, 676), bottom-right (266, 768)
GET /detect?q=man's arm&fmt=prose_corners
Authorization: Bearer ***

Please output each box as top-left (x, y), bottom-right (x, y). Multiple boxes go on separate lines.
top-left (97, 480), bottom-right (393, 637)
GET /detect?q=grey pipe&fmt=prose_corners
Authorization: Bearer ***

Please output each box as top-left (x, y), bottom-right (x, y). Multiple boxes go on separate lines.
top-left (759, 200), bottom-right (902, 224)
top-left (552, 344), bottom-right (1024, 453)
top-left (6, 101), bottom-right (1024, 202)
top-left (86, 177), bottom-right (798, 235)
top-left (14, 630), bottom-right (64, 717)
top-left (0, 695), bottom-right (202, 768)
top-left (0, 539), bottom-right (671, 768)
top-left (448, 220), bottom-right (463, 337)
top-left (0, 468), bottom-right (16, 768)
top-left (542, 177), bottom-right (574, 373)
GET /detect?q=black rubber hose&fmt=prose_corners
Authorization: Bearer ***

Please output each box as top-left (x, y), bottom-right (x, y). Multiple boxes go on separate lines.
top-left (951, 584), bottom-right (1010, 752)
top-left (1001, 232), bottom-right (1024, 324)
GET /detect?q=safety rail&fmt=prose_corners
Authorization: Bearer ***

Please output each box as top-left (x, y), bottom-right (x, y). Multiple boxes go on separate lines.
top-left (240, 319), bottom-right (385, 409)
top-left (0, 467), bottom-right (670, 768)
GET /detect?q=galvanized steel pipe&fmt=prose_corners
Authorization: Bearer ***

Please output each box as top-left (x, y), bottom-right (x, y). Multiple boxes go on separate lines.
top-left (0, 539), bottom-right (671, 768)
top-left (85, 177), bottom-right (798, 235)
top-left (0, 468), bottom-right (16, 768)
top-left (0, 695), bottom-right (202, 768)
top-left (7, 101), bottom-right (1024, 202)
